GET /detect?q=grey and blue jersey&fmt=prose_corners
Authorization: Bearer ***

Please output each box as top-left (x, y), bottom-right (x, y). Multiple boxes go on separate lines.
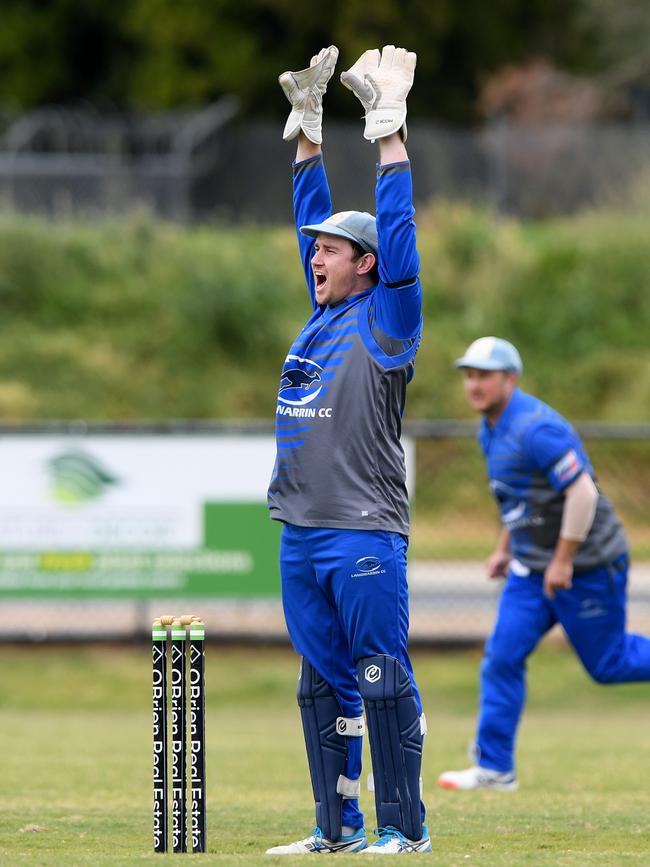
top-left (268, 155), bottom-right (422, 534)
top-left (479, 388), bottom-right (627, 572)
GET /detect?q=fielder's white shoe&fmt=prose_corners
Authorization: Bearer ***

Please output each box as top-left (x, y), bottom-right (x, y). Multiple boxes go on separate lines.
top-left (437, 765), bottom-right (518, 792)
top-left (361, 825), bottom-right (432, 854)
top-left (265, 826), bottom-right (367, 855)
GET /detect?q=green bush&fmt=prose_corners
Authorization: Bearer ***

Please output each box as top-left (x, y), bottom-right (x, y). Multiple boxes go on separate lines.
top-left (0, 205), bottom-right (649, 421)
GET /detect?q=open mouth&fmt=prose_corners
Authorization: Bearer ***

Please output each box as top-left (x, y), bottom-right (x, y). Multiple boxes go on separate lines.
top-left (314, 271), bottom-right (327, 289)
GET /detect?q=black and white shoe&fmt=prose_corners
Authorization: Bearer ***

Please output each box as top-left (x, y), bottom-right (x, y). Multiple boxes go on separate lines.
top-left (266, 826), bottom-right (368, 855)
top-left (361, 825), bottom-right (432, 854)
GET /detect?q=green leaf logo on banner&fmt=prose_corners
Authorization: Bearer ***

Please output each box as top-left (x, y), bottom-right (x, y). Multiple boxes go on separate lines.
top-left (48, 450), bottom-right (119, 505)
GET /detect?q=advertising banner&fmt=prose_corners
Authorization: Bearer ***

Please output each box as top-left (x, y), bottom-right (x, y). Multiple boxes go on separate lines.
top-left (0, 434), bottom-right (414, 598)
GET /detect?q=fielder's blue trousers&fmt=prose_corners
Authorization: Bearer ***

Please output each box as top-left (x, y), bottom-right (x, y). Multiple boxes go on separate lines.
top-left (280, 523), bottom-right (424, 832)
top-left (477, 556), bottom-right (650, 772)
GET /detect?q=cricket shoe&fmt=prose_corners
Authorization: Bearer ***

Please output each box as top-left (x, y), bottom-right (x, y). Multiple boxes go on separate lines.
top-left (265, 826), bottom-right (367, 854)
top-left (437, 765), bottom-right (518, 792)
top-left (361, 825), bottom-right (432, 854)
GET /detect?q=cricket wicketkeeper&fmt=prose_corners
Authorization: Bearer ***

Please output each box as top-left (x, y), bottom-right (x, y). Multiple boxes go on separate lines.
top-left (266, 45), bottom-right (431, 854)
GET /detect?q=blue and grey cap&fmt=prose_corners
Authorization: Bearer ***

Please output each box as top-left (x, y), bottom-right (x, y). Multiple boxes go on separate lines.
top-left (454, 337), bottom-right (523, 374)
top-left (300, 210), bottom-right (378, 256)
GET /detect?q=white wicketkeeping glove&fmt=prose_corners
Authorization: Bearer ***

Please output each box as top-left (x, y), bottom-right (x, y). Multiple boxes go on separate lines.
top-left (278, 46), bottom-right (339, 144)
top-left (340, 45), bottom-right (416, 142)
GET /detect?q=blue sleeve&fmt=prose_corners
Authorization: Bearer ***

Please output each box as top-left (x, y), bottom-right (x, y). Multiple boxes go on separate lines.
top-left (293, 155), bottom-right (332, 310)
top-left (370, 161), bottom-right (422, 340)
top-left (526, 422), bottom-right (587, 491)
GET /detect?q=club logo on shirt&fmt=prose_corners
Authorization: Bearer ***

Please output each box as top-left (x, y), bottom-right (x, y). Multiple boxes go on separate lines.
top-left (490, 481), bottom-right (543, 531)
top-left (351, 556), bottom-right (386, 578)
top-left (502, 501), bottom-right (527, 526)
top-left (490, 480), bottom-right (518, 502)
top-left (277, 354), bottom-right (323, 406)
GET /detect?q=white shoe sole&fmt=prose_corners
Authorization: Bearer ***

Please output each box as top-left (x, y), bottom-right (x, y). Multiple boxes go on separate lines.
top-left (266, 839), bottom-right (367, 855)
top-left (438, 775), bottom-right (518, 792)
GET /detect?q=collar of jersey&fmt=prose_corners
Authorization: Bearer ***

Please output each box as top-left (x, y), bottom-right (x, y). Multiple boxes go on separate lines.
top-left (481, 386), bottom-right (525, 442)
top-left (325, 286), bottom-right (374, 313)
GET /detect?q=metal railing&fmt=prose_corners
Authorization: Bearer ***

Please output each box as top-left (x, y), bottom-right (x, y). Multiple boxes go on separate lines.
top-left (0, 98), bottom-right (239, 222)
top-left (1, 111), bottom-right (650, 221)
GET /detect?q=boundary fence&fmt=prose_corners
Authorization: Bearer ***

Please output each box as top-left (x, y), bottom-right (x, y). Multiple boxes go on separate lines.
top-left (0, 420), bottom-right (648, 644)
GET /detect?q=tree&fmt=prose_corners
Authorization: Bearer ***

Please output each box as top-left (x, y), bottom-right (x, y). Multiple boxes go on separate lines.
top-left (0, 0), bottom-right (623, 122)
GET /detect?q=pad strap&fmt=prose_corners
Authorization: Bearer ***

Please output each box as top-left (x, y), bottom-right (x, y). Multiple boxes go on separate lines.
top-left (337, 774), bottom-right (361, 798)
top-left (336, 716), bottom-right (365, 737)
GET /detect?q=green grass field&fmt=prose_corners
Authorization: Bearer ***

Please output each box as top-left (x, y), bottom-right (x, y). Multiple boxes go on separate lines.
top-left (0, 642), bottom-right (647, 865)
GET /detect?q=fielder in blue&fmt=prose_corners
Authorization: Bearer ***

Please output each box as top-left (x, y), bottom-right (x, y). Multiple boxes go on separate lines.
top-left (438, 337), bottom-right (650, 792)
top-left (265, 45), bottom-right (431, 854)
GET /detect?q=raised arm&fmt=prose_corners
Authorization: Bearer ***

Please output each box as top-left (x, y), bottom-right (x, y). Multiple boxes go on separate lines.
top-left (296, 135), bottom-right (321, 162)
top-left (378, 134), bottom-right (407, 165)
top-left (279, 48), bottom-right (338, 305)
top-left (341, 46), bottom-right (421, 340)
top-left (373, 148), bottom-right (421, 340)
top-left (292, 141), bottom-right (330, 306)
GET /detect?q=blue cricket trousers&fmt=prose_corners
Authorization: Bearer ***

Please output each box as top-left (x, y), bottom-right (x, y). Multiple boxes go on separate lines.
top-left (477, 556), bottom-right (650, 772)
top-left (280, 523), bottom-right (424, 831)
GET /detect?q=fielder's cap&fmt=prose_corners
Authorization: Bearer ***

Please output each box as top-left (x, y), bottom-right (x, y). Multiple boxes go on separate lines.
top-left (454, 336), bottom-right (523, 374)
top-left (300, 210), bottom-right (378, 256)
